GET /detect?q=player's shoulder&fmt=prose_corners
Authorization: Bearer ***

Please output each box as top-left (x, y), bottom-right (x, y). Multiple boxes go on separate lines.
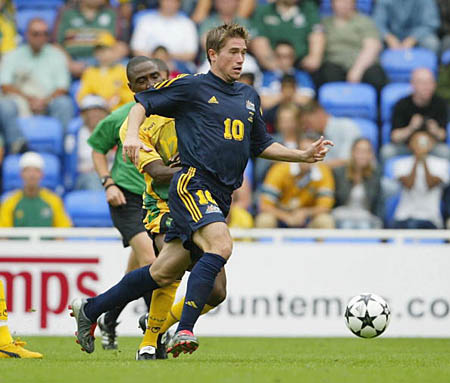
top-left (236, 81), bottom-right (260, 101)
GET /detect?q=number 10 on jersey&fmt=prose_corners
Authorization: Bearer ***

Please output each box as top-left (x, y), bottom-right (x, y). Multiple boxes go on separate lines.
top-left (223, 118), bottom-right (244, 141)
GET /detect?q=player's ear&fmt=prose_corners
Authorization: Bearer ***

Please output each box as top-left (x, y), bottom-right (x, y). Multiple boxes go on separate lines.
top-left (207, 48), bottom-right (217, 63)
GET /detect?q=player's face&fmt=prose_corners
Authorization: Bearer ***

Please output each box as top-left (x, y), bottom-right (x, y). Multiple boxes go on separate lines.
top-left (210, 37), bottom-right (247, 83)
top-left (129, 63), bottom-right (167, 93)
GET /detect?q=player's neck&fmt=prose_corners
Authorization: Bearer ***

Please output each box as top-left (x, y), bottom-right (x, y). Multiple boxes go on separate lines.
top-left (210, 68), bottom-right (234, 84)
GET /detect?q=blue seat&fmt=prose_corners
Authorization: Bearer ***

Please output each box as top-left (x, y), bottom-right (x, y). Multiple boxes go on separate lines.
top-left (64, 190), bottom-right (113, 227)
top-left (63, 117), bottom-right (83, 190)
top-left (383, 155), bottom-right (409, 226)
top-left (320, 0), bottom-right (373, 15)
top-left (16, 8), bottom-right (58, 36)
top-left (352, 118), bottom-right (379, 152)
top-left (18, 116), bottom-right (63, 156)
top-left (69, 80), bottom-right (81, 116)
top-left (318, 82), bottom-right (377, 120)
top-left (442, 50), bottom-right (450, 65)
top-left (2, 153), bottom-right (62, 192)
top-left (14, 0), bottom-right (63, 8)
top-left (381, 48), bottom-right (438, 83)
top-left (380, 83), bottom-right (412, 123)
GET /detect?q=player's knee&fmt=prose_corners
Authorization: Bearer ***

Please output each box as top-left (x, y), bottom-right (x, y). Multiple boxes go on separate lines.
top-left (255, 212), bottom-right (278, 228)
top-left (210, 239), bottom-right (233, 260)
top-left (150, 265), bottom-right (177, 287)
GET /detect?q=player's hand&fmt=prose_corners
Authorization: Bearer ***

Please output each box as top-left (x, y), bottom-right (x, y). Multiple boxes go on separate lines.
top-left (106, 185), bottom-right (126, 207)
top-left (122, 136), bottom-right (152, 166)
top-left (300, 136), bottom-right (334, 163)
top-left (169, 154), bottom-right (181, 168)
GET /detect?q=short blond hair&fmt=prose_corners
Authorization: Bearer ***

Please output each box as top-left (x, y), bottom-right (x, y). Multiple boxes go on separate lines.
top-left (205, 23), bottom-right (249, 63)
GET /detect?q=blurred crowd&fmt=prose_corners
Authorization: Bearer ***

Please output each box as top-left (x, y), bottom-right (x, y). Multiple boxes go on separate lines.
top-left (0, 0), bottom-right (449, 230)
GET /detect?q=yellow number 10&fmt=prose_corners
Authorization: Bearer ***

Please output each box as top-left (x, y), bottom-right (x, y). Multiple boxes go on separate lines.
top-left (224, 118), bottom-right (244, 141)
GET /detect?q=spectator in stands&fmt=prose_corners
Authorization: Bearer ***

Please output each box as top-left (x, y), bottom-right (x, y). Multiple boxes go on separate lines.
top-left (373, 0), bottom-right (441, 53)
top-left (254, 102), bottom-right (302, 185)
top-left (0, 18), bottom-right (74, 131)
top-left (54, 0), bottom-right (128, 77)
top-left (0, 134), bottom-right (3, 193)
top-left (251, 0), bottom-right (325, 72)
top-left (260, 40), bottom-right (315, 110)
top-left (76, 95), bottom-right (110, 191)
top-left (152, 45), bottom-right (196, 77)
top-left (256, 133), bottom-right (335, 229)
top-left (442, 183), bottom-right (450, 229)
top-left (392, 130), bottom-right (449, 229)
top-left (298, 100), bottom-right (361, 168)
top-left (315, 0), bottom-right (387, 94)
top-left (199, 0), bottom-right (253, 54)
top-left (436, 0), bottom-right (450, 53)
top-left (77, 33), bottom-right (133, 111)
top-left (0, 0), bottom-right (16, 60)
top-left (332, 138), bottom-right (383, 229)
top-left (381, 68), bottom-right (449, 162)
top-left (0, 101), bottom-right (26, 154)
top-left (131, 0), bottom-right (198, 63)
top-left (227, 165), bottom-right (254, 229)
top-left (0, 152), bottom-right (72, 227)
top-left (192, 0), bottom-right (256, 23)
top-left (437, 60), bottom-right (450, 108)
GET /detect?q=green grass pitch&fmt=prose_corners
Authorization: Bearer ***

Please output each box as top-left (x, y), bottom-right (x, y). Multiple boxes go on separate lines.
top-left (3, 337), bottom-right (450, 383)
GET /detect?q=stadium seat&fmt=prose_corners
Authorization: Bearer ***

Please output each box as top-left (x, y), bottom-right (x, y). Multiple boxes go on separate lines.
top-left (2, 153), bottom-right (62, 193)
top-left (63, 117), bottom-right (83, 191)
top-left (318, 82), bottom-right (377, 120)
top-left (380, 83), bottom-right (412, 123)
top-left (352, 118), bottom-right (379, 152)
top-left (14, 0), bottom-right (63, 9)
top-left (16, 8), bottom-right (58, 36)
top-left (383, 155), bottom-right (409, 226)
top-left (380, 48), bottom-right (438, 83)
top-left (442, 50), bottom-right (450, 66)
top-left (448, 123), bottom-right (450, 146)
top-left (18, 116), bottom-right (63, 156)
top-left (69, 80), bottom-right (81, 116)
top-left (381, 121), bottom-right (393, 145)
top-left (64, 190), bottom-right (113, 227)
top-left (320, 0), bottom-right (373, 15)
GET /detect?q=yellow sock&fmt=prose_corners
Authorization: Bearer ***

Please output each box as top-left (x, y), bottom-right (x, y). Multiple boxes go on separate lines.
top-left (0, 280), bottom-right (13, 346)
top-left (139, 281), bottom-right (180, 349)
top-left (159, 297), bottom-right (215, 334)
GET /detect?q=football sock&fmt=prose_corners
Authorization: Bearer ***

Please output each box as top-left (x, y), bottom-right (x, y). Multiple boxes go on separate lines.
top-left (176, 253), bottom-right (226, 333)
top-left (139, 281), bottom-right (180, 349)
top-left (0, 281), bottom-right (13, 346)
top-left (84, 266), bottom-right (160, 322)
top-left (104, 292), bottom-right (152, 326)
top-left (160, 298), bottom-right (215, 334)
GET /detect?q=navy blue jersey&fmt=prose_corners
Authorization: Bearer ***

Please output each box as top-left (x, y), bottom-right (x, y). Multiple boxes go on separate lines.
top-left (135, 71), bottom-right (275, 191)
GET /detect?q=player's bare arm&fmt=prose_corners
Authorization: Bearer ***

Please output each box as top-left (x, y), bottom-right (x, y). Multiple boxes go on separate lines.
top-left (259, 136), bottom-right (334, 163)
top-left (123, 103), bottom-right (148, 165)
top-left (92, 150), bottom-right (126, 206)
top-left (143, 160), bottom-right (182, 184)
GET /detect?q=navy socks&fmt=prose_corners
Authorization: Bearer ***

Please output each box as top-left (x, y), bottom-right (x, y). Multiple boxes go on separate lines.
top-left (176, 253), bottom-right (226, 333)
top-left (84, 265), bottom-right (159, 322)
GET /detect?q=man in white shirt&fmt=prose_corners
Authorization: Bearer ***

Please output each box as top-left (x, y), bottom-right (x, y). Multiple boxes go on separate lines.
top-left (393, 130), bottom-right (449, 229)
top-left (131, 0), bottom-right (198, 63)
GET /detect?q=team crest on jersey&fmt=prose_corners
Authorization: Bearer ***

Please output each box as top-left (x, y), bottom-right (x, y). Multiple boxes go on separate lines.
top-left (205, 204), bottom-right (221, 214)
top-left (246, 100), bottom-right (255, 112)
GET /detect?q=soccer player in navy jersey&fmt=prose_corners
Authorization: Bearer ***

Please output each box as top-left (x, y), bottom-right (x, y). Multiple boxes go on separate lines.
top-left (69, 24), bottom-right (333, 358)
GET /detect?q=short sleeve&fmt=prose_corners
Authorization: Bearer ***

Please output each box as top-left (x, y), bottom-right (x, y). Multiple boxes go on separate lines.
top-left (134, 74), bottom-right (194, 118)
top-left (88, 113), bottom-right (121, 154)
top-left (260, 163), bottom-right (287, 206)
top-left (250, 95), bottom-right (275, 157)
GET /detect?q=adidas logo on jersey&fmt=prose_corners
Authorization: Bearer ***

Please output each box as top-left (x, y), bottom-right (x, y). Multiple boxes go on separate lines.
top-left (208, 96), bottom-right (219, 104)
top-left (186, 301), bottom-right (198, 309)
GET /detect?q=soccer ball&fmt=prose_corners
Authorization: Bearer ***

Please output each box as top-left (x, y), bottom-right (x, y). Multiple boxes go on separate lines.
top-left (344, 293), bottom-right (391, 338)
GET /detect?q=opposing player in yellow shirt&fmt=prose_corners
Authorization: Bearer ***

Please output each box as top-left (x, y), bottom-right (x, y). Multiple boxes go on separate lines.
top-left (119, 75), bottom-right (226, 360)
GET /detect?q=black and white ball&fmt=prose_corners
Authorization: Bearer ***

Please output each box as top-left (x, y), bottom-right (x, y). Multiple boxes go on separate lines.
top-left (344, 293), bottom-right (391, 338)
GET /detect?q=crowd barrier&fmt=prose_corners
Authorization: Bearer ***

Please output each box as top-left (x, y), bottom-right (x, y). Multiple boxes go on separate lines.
top-left (1, 228), bottom-right (449, 338)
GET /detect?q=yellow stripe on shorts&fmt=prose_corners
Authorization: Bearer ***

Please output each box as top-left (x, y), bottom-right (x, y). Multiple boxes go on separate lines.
top-left (176, 168), bottom-right (202, 222)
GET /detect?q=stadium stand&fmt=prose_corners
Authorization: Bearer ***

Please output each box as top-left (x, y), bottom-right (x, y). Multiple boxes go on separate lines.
top-left (63, 117), bottom-right (83, 191)
top-left (318, 82), bottom-right (377, 121)
top-left (320, 0), bottom-right (373, 16)
top-left (18, 116), bottom-right (63, 157)
top-left (64, 190), bottom-right (113, 227)
top-left (352, 118), bottom-right (379, 152)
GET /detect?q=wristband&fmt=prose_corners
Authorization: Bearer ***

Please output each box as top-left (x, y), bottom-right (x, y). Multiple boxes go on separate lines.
top-left (104, 183), bottom-right (117, 191)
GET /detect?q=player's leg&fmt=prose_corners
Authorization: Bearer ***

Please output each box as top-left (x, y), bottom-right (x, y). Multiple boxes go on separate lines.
top-left (159, 267), bottom-right (227, 334)
top-left (167, 222), bottom-right (232, 357)
top-left (0, 280), bottom-right (42, 358)
top-left (70, 239), bottom-right (189, 353)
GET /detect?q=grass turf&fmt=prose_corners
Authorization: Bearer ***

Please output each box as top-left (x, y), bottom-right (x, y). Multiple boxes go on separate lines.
top-left (3, 337), bottom-right (450, 383)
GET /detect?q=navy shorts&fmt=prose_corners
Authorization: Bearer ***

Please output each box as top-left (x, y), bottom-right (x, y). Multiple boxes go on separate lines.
top-left (165, 167), bottom-right (232, 255)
